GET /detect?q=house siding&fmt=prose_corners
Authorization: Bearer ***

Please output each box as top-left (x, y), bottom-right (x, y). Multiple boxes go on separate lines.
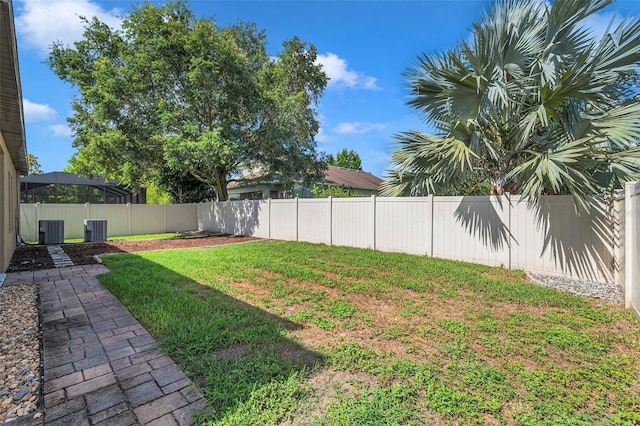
top-left (0, 131), bottom-right (18, 272)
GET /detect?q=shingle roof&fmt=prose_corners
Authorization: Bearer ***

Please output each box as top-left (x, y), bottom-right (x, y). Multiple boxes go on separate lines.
top-left (229, 165), bottom-right (383, 191)
top-left (322, 166), bottom-right (383, 190)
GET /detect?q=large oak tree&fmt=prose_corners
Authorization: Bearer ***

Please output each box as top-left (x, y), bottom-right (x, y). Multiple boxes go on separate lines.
top-left (49, 0), bottom-right (327, 201)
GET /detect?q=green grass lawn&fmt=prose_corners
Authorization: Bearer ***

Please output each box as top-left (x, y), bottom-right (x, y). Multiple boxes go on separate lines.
top-left (99, 240), bottom-right (640, 425)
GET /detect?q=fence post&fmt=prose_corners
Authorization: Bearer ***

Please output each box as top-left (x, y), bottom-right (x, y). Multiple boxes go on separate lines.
top-left (35, 202), bottom-right (40, 237)
top-left (612, 192), bottom-right (625, 288)
top-left (371, 195), bottom-right (376, 250)
top-left (127, 203), bottom-right (132, 236)
top-left (295, 197), bottom-right (299, 241)
top-left (163, 204), bottom-right (168, 233)
top-left (328, 196), bottom-right (333, 246)
top-left (428, 194), bottom-right (434, 257)
top-left (268, 198), bottom-right (272, 239)
top-left (504, 193), bottom-right (512, 270)
top-left (624, 182), bottom-right (636, 309)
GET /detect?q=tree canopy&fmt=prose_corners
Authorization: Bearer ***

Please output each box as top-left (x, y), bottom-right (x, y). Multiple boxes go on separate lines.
top-left (327, 148), bottom-right (363, 170)
top-left (27, 154), bottom-right (42, 175)
top-left (48, 0), bottom-right (327, 201)
top-left (381, 0), bottom-right (640, 210)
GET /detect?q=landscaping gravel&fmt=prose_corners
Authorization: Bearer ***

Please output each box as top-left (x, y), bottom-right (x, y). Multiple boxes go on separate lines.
top-left (528, 273), bottom-right (624, 303)
top-left (0, 285), bottom-right (42, 424)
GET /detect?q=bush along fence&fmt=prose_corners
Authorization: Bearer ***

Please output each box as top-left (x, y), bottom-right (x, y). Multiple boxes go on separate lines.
top-left (20, 191), bottom-right (639, 316)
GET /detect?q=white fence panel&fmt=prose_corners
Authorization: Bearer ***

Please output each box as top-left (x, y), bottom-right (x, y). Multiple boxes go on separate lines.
top-left (198, 201), bottom-right (265, 236)
top-left (510, 196), bottom-right (614, 283)
top-left (130, 205), bottom-right (166, 235)
top-left (298, 199), bottom-right (329, 244)
top-left (250, 200), bottom-right (271, 238)
top-left (214, 202), bottom-right (237, 235)
top-left (432, 196), bottom-right (509, 267)
top-left (270, 200), bottom-right (297, 241)
top-left (332, 198), bottom-right (372, 249)
top-left (20, 203), bottom-right (199, 240)
top-left (375, 197), bottom-right (431, 255)
top-left (197, 202), bottom-right (216, 232)
top-left (86, 204), bottom-right (131, 238)
top-left (228, 200), bottom-right (266, 237)
top-left (20, 204), bottom-right (38, 242)
top-left (165, 204), bottom-right (198, 232)
top-left (20, 203), bottom-right (107, 240)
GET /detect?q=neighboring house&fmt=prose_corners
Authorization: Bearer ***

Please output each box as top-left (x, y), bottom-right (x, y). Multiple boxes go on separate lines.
top-left (0, 0), bottom-right (27, 272)
top-left (21, 172), bottom-right (146, 204)
top-left (228, 165), bottom-right (383, 200)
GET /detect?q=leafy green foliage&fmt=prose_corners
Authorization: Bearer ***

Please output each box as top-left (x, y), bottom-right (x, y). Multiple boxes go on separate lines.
top-left (327, 299), bottom-right (356, 319)
top-left (27, 154), bottom-right (42, 175)
top-left (383, 0), bottom-right (640, 211)
top-left (327, 148), bottom-right (363, 170)
top-left (311, 184), bottom-right (358, 198)
top-left (48, 1), bottom-right (327, 200)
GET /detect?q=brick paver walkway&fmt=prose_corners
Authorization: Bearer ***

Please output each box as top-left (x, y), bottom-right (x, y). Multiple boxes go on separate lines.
top-left (5, 265), bottom-right (207, 425)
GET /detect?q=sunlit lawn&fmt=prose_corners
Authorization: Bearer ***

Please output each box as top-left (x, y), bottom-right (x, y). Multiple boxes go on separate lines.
top-left (99, 240), bottom-right (640, 425)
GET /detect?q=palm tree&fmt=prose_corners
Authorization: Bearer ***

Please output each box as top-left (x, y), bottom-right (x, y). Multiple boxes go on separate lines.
top-left (381, 0), bottom-right (640, 210)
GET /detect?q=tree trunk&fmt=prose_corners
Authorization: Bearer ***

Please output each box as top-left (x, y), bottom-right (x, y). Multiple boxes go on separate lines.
top-left (214, 168), bottom-right (229, 201)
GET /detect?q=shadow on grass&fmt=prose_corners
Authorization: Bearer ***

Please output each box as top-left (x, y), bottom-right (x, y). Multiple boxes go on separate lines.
top-left (98, 252), bottom-right (322, 423)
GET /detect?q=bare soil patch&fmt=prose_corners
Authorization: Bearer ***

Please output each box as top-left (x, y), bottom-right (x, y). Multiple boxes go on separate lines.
top-left (6, 246), bottom-right (54, 272)
top-left (7, 235), bottom-right (261, 272)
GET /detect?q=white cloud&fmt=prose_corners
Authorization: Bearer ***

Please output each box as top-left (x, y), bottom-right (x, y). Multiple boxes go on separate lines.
top-left (334, 122), bottom-right (388, 135)
top-left (23, 99), bottom-right (57, 122)
top-left (315, 127), bottom-right (335, 143)
top-left (316, 53), bottom-right (380, 90)
top-left (581, 11), bottom-right (624, 42)
top-left (16, 0), bottom-right (123, 53)
top-left (49, 124), bottom-right (73, 137)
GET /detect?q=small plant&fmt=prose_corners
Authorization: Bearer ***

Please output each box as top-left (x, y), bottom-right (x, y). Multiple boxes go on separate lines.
top-left (437, 288), bottom-right (459, 298)
top-left (439, 319), bottom-right (470, 335)
top-left (327, 299), bottom-right (355, 319)
top-left (310, 316), bottom-right (335, 331)
top-left (382, 326), bottom-right (408, 341)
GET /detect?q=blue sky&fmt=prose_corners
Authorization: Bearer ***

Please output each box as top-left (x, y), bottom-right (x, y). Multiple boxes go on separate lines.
top-left (14, 0), bottom-right (640, 179)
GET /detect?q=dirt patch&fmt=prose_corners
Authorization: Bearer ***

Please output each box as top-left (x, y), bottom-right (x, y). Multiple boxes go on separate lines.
top-left (7, 234), bottom-right (261, 272)
top-left (6, 245), bottom-right (54, 272)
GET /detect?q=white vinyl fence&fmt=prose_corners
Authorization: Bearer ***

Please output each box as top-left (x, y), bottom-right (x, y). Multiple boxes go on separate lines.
top-left (624, 182), bottom-right (640, 317)
top-left (20, 203), bottom-right (198, 241)
top-left (21, 192), bottom-right (640, 313)
top-left (198, 195), bottom-right (624, 287)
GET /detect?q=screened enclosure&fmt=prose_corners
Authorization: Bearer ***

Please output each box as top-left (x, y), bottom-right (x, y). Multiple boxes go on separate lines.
top-left (21, 172), bottom-right (145, 204)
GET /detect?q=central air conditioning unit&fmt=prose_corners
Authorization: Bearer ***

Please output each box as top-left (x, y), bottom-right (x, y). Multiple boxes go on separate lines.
top-left (84, 219), bottom-right (108, 242)
top-left (38, 220), bottom-right (64, 245)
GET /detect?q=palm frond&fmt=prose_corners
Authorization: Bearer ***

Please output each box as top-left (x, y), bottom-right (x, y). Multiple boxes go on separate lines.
top-left (386, 0), bottom-right (640, 209)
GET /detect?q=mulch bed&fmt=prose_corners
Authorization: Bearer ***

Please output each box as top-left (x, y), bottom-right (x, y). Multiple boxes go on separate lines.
top-left (7, 235), bottom-right (261, 273)
top-left (6, 246), bottom-right (54, 272)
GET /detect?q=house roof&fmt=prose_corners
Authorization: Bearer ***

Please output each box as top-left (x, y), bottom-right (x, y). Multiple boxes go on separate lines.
top-left (322, 165), bottom-right (383, 190)
top-left (0, 0), bottom-right (27, 175)
top-left (229, 165), bottom-right (383, 191)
